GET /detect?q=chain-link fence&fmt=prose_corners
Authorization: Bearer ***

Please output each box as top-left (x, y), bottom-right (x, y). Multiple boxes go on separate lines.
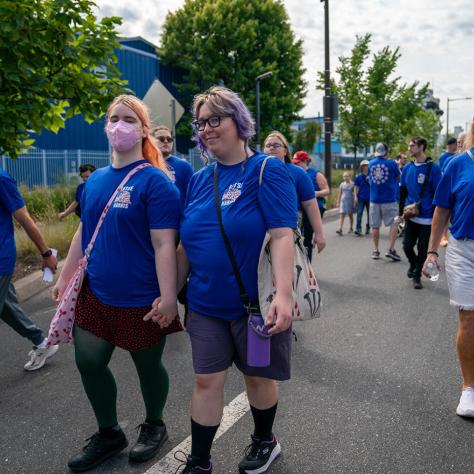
top-left (1, 148), bottom-right (205, 188)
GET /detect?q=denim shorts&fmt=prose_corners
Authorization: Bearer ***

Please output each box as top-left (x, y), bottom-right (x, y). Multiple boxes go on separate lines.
top-left (186, 310), bottom-right (292, 381)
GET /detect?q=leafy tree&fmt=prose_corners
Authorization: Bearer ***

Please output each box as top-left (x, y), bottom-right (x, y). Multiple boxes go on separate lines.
top-left (318, 34), bottom-right (441, 157)
top-left (293, 120), bottom-right (322, 153)
top-left (159, 0), bottom-right (306, 142)
top-left (0, 0), bottom-right (127, 158)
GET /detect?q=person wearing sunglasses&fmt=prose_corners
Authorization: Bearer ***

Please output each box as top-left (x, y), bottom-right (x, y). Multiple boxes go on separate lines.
top-left (263, 131), bottom-right (325, 254)
top-left (152, 125), bottom-right (194, 209)
top-left (151, 86), bottom-right (297, 473)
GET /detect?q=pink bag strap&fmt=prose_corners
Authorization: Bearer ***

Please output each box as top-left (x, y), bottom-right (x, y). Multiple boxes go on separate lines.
top-left (84, 162), bottom-right (151, 259)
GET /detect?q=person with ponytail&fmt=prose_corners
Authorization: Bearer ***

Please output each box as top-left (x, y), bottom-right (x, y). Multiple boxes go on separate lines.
top-left (53, 95), bottom-right (182, 471)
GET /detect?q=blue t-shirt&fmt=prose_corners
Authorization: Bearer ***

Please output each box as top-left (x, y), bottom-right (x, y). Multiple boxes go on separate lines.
top-left (0, 170), bottom-right (25, 275)
top-left (433, 149), bottom-right (474, 239)
top-left (400, 161), bottom-right (441, 220)
top-left (181, 153), bottom-right (297, 320)
top-left (438, 151), bottom-right (455, 172)
top-left (287, 163), bottom-right (315, 208)
top-left (166, 156), bottom-right (193, 209)
top-left (81, 160), bottom-right (180, 307)
top-left (354, 173), bottom-right (370, 202)
top-left (75, 182), bottom-right (85, 217)
top-left (368, 158), bottom-right (401, 203)
top-left (307, 167), bottom-right (326, 209)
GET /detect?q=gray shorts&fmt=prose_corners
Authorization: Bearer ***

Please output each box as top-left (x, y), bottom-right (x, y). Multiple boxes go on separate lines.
top-left (186, 310), bottom-right (292, 381)
top-left (370, 202), bottom-right (398, 228)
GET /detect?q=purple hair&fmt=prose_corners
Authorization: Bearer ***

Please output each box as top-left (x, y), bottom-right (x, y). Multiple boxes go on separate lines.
top-left (191, 86), bottom-right (256, 160)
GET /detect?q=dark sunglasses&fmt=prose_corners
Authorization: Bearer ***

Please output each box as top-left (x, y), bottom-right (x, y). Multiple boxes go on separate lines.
top-left (264, 143), bottom-right (284, 149)
top-left (156, 136), bottom-right (173, 143)
top-left (192, 115), bottom-right (231, 132)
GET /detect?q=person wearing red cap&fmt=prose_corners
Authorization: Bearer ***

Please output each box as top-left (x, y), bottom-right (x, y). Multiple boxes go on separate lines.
top-left (292, 151), bottom-right (330, 260)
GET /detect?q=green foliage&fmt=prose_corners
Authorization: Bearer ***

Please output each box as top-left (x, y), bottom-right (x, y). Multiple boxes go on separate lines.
top-left (293, 121), bottom-right (322, 153)
top-left (0, 0), bottom-right (128, 158)
top-left (318, 34), bottom-right (442, 156)
top-left (19, 185), bottom-right (75, 221)
top-left (159, 0), bottom-right (306, 140)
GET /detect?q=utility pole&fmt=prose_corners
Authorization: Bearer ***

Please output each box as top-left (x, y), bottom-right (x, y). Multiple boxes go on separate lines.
top-left (321, 0), bottom-right (332, 185)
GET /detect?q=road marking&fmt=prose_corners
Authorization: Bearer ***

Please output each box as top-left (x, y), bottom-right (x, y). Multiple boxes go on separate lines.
top-left (145, 391), bottom-right (249, 474)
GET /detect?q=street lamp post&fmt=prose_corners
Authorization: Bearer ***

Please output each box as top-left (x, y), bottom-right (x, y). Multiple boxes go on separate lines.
top-left (255, 71), bottom-right (273, 150)
top-left (446, 97), bottom-right (472, 142)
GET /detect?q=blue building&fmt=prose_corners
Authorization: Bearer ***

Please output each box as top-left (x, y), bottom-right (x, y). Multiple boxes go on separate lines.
top-left (33, 37), bottom-right (192, 154)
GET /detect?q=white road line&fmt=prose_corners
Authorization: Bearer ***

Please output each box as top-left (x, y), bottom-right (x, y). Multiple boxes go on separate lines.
top-left (145, 391), bottom-right (249, 474)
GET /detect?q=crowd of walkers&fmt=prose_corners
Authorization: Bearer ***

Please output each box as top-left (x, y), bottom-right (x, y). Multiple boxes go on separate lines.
top-left (1, 85), bottom-right (473, 473)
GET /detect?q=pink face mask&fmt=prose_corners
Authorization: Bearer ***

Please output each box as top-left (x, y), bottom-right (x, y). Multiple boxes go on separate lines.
top-left (106, 120), bottom-right (141, 152)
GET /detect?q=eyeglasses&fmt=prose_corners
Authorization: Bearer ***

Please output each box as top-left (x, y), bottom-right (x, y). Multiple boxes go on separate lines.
top-left (264, 143), bottom-right (285, 149)
top-left (192, 115), bottom-right (231, 131)
top-left (156, 136), bottom-right (173, 143)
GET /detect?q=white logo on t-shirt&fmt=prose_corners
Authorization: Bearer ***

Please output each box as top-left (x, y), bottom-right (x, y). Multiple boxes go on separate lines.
top-left (370, 164), bottom-right (389, 184)
top-left (167, 164), bottom-right (176, 183)
top-left (113, 185), bottom-right (134, 209)
top-left (221, 182), bottom-right (243, 207)
top-left (417, 173), bottom-right (425, 184)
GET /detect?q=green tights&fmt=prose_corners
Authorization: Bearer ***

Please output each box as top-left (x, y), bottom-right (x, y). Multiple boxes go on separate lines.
top-left (73, 325), bottom-right (169, 428)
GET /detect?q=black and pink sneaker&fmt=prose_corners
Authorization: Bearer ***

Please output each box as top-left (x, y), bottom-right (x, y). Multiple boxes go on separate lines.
top-left (175, 453), bottom-right (212, 474)
top-left (238, 434), bottom-right (281, 474)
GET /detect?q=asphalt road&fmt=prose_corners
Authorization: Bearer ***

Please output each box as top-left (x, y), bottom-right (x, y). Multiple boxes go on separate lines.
top-left (1, 215), bottom-right (473, 474)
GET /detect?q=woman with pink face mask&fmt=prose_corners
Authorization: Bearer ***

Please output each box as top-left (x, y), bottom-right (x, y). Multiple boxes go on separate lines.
top-left (53, 95), bottom-right (182, 472)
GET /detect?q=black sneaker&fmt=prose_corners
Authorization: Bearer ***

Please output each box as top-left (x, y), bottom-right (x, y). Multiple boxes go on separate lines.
top-left (174, 452), bottom-right (213, 473)
top-left (129, 422), bottom-right (168, 463)
top-left (238, 434), bottom-right (281, 474)
top-left (371, 250), bottom-right (380, 260)
top-left (385, 249), bottom-right (401, 261)
top-left (407, 266), bottom-right (415, 279)
top-left (354, 230), bottom-right (362, 236)
top-left (68, 431), bottom-right (128, 472)
top-left (413, 277), bottom-right (423, 289)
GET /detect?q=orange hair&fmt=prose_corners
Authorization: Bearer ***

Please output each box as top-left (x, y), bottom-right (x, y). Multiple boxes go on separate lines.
top-left (106, 95), bottom-right (170, 178)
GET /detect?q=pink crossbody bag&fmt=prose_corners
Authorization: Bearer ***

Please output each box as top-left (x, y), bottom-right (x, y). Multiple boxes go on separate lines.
top-left (46, 162), bottom-right (151, 346)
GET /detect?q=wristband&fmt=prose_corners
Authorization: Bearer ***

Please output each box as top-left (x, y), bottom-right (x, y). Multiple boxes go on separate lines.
top-left (41, 249), bottom-right (53, 258)
top-left (427, 251), bottom-right (439, 257)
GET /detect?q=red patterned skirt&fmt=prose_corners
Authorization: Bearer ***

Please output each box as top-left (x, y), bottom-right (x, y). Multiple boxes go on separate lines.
top-left (75, 281), bottom-right (183, 352)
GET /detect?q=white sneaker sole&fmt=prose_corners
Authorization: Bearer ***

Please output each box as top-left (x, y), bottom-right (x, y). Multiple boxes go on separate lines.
top-left (243, 442), bottom-right (281, 474)
top-left (456, 405), bottom-right (474, 417)
top-left (24, 345), bottom-right (59, 371)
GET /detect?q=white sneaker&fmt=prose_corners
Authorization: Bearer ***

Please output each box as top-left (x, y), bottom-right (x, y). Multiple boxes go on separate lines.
top-left (456, 387), bottom-right (474, 417)
top-left (24, 345), bottom-right (59, 371)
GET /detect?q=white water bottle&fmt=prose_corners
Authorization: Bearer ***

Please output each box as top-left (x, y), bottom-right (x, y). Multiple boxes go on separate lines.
top-left (426, 261), bottom-right (439, 282)
top-left (42, 248), bottom-right (58, 283)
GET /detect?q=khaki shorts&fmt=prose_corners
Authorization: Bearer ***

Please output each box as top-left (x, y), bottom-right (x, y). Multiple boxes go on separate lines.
top-left (370, 202), bottom-right (398, 228)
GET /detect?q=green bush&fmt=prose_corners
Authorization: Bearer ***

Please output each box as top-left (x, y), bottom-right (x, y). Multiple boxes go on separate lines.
top-left (19, 185), bottom-right (76, 222)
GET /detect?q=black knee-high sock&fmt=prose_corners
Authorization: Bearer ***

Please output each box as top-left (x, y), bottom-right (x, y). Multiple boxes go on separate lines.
top-left (250, 403), bottom-right (278, 440)
top-left (190, 418), bottom-right (219, 466)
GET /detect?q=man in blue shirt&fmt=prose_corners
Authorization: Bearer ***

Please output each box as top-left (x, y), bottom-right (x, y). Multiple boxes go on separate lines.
top-left (152, 125), bottom-right (193, 209)
top-left (368, 143), bottom-right (401, 260)
top-left (354, 159), bottom-right (370, 235)
top-left (0, 169), bottom-right (58, 371)
top-left (438, 137), bottom-right (457, 172)
top-left (399, 137), bottom-right (441, 289)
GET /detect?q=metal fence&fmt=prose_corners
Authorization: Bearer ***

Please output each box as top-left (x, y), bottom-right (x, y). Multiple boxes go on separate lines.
top-left (1, 148), bottom-right (205, 188)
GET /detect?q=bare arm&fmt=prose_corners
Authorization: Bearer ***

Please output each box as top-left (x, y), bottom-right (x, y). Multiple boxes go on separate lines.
top-left (336, 186), bottom-right (341, 206)
top-left (301, 199), bottom-right (326, 253)
top-left (354, 185), bottom-right (360, 203)
top-left (177, 242), bottom-right (191, 293)
top-left (315, 172), bottom-right (330, 198)
top-left (266, 227), bottom-right (294, 335)
top-left (422, 207), bottom-right (451, 275)
top-left (13, 206), bottom-right (57, 271)
top-left (144, 229), bottom-right (178, 327)
top-left (58, 201), bottom-right (78, 220)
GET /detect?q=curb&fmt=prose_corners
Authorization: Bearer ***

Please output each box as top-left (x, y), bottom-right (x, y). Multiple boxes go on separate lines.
top-left (16, 260), bottom-right (65, 303)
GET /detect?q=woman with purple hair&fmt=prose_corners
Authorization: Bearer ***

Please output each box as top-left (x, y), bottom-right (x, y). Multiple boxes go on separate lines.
top-left (156, 86), bottom-right (297, 473)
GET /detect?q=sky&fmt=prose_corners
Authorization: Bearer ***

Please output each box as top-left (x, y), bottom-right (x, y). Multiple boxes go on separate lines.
top-left (95, 0), bottom-right (474, 136)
